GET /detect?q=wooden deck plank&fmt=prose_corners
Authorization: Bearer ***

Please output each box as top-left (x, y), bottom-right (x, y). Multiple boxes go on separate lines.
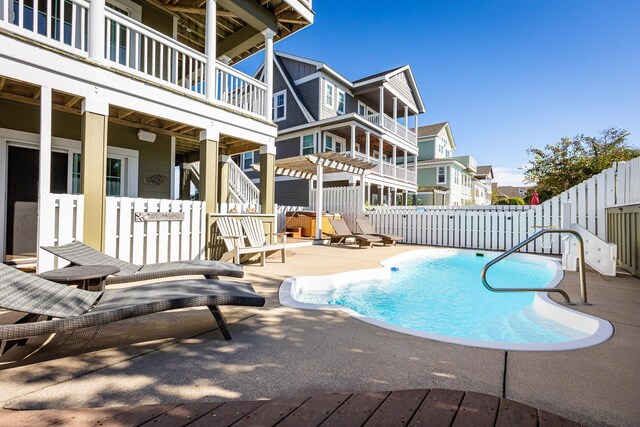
top-left (408, 389), bottom-right (465, 426)
top-left (138, 402), bottom-right (224, 427)
top-left (319, 391), bottom-right (390, 427)
top-left (495, 398), bottom-right (537, 427)
top-left (277, 393), bottom-right (351, 427)
top-left (451, 392), bottom-right (499, 427)
top-left (232, 396), bottom-right (310, 426)
top-left (538, 409), bottom-right (582, 427)
top-left (98, 404), bottom-right (181, 427)
top-left (185, 400), bottom-right (265, 426)
top-left (0, 407), bottom-right (130, 427)
top-left (364, 389), bottom-right (430, 427)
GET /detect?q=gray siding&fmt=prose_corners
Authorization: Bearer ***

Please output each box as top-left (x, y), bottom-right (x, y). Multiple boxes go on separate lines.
top-left (277, 137), bottom-right (302, 158)
top-left (275, 179), bottom-right (309, 206)
top-left (389, 72), bottom-right (418, 111)
top-left (273, 65), bottom-right (308, 129)
top-left (280, 57), bottom-right (316, 81)
top-left (296, 79), bottom-right (319, 121)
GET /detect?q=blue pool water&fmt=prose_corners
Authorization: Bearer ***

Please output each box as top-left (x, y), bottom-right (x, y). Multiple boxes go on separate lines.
top-left (296, 251), bottom-right (589, 344)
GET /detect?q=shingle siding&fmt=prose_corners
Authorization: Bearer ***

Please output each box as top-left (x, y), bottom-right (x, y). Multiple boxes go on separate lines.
top-left (297, 79), bottom-right (319, 120)
top-left (280, 57), bottom-right (316, 80)
top-left (277, 137), bottom-right (302, 158)
top-left (273, 65), bottom-right (308, 129)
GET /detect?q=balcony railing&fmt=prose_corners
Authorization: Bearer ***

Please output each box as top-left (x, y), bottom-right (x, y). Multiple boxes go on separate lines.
top-left (1, 0), bottom-right (267, 118)
top-left (350, 151), bottom-right (415, 184)
top-left (364, 113), bottom-right (417, 145)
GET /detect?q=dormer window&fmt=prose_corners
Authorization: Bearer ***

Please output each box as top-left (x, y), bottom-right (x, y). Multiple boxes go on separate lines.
top-left (272, 90), bottom-right (286, 121)
top-left (324, 80), bottom-right (334, 107)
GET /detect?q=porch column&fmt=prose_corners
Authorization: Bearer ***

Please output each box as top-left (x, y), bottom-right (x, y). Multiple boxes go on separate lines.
top-left (404, 150), bottom-right (408, 181)
top-left (392, 97), bottom-right (398, 133)
top-left (404, 106), bottom-right (409, 140)
top-left (378, 137), bottom-right (383, 171)
top-left (365, 131), bottom-right (371, 162)
top-left (414, 154), bottom-right (418, 176)
top-left (387, 187), bottom-right (392, 205)
top-left (81, 98), bottom-right (109, 250)
top-left (204, 0), bottom-right (217, 103)
top-left (199, 128), bottom-right (219, 213)
top-left (218, 155), bottom-right (231, 212)
top-left (357, 172), bottom-right (366, 218)
top-left (259, 144), bottom-right (276, 214)
top-left (88, 0), bottom-right (106, 63)
top-left (170, 137), bottom-right (177, 199)
top-left (315, 164), bottom-right (323, 240)
top-left (366, 183), bottom-right (371, 204)
top-left (350, 124), bottom-right (356, 157)
top-left (403, 191), bottom-right (408, 206)
top-left (392, 145), bottom-right (397, 178)
top-left (378, 185), bottom-right (383, 205)
top-left (36, 86), bottom-right (52, 272)
top-left (414, 113), bottom-right (419, 135)
top-left (263, 29), bottom-right (276, 121)
top-left (180, 163), bottom-right (191, 200)
top-left (378, 86), bottom-right (384, 126)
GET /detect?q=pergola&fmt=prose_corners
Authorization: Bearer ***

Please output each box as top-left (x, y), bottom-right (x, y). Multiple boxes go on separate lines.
top-left (254, 152), bottom-right (378, 239)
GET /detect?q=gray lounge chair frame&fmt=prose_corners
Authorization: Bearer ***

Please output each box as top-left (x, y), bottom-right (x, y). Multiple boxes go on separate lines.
top-left (0, 263), bottom-right (265, 356)
top-left (327, 218), bottom-right (382, 248)
top-left (41, 241), bottom-right (243, 284)
top-left (356, 218), bottom-right (403, 246)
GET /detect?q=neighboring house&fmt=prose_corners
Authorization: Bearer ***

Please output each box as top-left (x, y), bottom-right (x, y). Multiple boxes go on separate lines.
top-left (237, 51), bottom-right (425, 206)
top-left (415, 122), bottom-right (493, 206)
top-left (0, 0), bottom-right (314, 263)
top-left (493, 184), bottom-right (530, 200)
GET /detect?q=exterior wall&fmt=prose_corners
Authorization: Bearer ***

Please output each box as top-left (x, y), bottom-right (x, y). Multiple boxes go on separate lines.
top-left (388, 72), bottom-right (417, 111)
top-left (275, 179), bottom-right (309, 206)
top-left (418, 138), bottom-right (436, 161)
top-left (0, 99), bottom-right (171, 198)
top-left (319, 76), bottom-right (351, 120)
top-left (280, 57), bottom-right (316, 81)
top-left (273, 65), bottom-right (308, 129)
top-left (417, 166), bottom-right (439, 188)
top-left (297, 78), bottom-right (320, 121)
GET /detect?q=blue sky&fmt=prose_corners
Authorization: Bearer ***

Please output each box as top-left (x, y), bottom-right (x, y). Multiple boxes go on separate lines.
top-left (237, 0), bottom-right (640, 185)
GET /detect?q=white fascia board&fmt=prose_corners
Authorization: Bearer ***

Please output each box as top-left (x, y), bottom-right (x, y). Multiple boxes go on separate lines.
top-left (273, 57), bottom-right (314, 122)
top-left (417, 159), bottom-right (465, 170)
top-left (293, 72), bottom-right (321, 86)
top-left (318, 66), bottom-right (353, 89)
top-left (275, 51), bottom-right (325, 68)
top-left (1, 35), bottom-right (276, 144)
top-left (281, 1), bottom-right (315, 23)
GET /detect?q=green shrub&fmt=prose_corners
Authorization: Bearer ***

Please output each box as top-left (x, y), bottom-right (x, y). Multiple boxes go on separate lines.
top-left (495, 197), bottom-right (525, 205)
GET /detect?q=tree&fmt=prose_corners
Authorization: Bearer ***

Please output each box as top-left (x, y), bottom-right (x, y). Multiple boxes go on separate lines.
top-left (524, 128), bottom-right (639, 201)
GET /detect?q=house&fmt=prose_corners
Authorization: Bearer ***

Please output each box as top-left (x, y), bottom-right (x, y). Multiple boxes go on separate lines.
top-left (235, 52), bottom-right (425, 207)
top-left (0, 0), bottom-right (314, 267)
top-left (415, 122), bottom-right (493, 206)
top-left (492, 184), bottom-right (530, 200)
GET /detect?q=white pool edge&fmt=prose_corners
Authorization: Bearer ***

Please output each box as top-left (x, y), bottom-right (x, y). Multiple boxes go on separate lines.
top-left (278, 248), bottom-right (614, 352)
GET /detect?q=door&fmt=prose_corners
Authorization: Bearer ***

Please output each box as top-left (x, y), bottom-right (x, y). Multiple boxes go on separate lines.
top-left (5, 146), bottom-right (68, 257)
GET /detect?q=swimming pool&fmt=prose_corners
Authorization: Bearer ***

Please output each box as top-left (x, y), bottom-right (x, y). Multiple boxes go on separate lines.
top-left (279, 249), bottom-right (614, 351)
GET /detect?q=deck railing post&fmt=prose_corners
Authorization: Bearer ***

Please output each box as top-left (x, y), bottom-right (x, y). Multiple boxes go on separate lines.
top-left (204, 0), bottom-right (217, 102)
top-left (263, 29), bottom-right (275, 121)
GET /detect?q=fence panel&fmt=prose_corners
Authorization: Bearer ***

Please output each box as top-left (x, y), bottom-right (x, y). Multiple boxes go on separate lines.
top-left (37, 194), bottom-right (84, 272)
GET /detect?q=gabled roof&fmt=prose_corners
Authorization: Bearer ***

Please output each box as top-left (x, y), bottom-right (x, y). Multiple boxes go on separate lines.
top-left (418, 122), bottom-right (456, 150)
top-left (274, 55), bottom-right (315, 121)
top-left (275, 51), bottom-right (353, 88)
top-left (352, 66), bottom-right (404, 83)
top-left (475, 165), bottom-right (494, 179)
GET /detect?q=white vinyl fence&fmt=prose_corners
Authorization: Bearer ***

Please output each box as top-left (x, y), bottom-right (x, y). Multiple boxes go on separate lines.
top-left (310, 186), bottom-right (360, 229)
top-left (38, 196), bottom-right (206, 272)
top-left (275, 204), bottom-right (309, 232)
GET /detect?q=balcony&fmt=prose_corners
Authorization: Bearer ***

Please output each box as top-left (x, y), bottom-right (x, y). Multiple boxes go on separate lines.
top-left (0, 0), bottom-right (267, 119)
top-left (352, 151), bottom-right (416, 184)
top-left (364, 113), bottom-right (417, 145)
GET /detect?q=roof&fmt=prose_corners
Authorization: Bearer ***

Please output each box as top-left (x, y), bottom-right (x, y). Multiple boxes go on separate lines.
top-left (494, 185), bottom-right (530, 198)
top-left (475, 165), bottom-right (494, 179)
top-left (418, 122), bottom-right (448, 137)
top-left (352, 66), bottom-right (404, 83)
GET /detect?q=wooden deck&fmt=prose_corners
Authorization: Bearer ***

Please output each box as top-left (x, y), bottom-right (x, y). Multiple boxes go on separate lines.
top-left (0, 389), bottom-right (585, 426)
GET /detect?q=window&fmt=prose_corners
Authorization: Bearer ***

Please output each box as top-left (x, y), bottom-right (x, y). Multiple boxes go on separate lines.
top-left (438, 144), bottom-right (444, 154)
top-left (272, 90), bottom-right (286, 121)
top-left (437, 166), bottom-right (446, 184)
top-left (106, 158), bottom-right (123, 196)
top-left (337, 89), bottom-right (345, 114)
top-left (242, 150), bottom-right (259, 171)
top-left (324, 80), bottom-right (334, 107)
top-left (72, 153), bottom-right (130, 196)
top-left (358, 102), bottom-right (367, 116)
top-left (324, 133), bottom-right (345, 153)
top-left (301, 134), bottom-right (314, 155)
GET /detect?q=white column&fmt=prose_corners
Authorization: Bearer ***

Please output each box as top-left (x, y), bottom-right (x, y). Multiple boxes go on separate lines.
top-left (404, 150), bottom-right (408, 181)
top-left (365, 132), bottom-right (371, 162)
top-left (170, 136), bottom-right (177, 199)
top-left (263, 29), bottom-right (276, 121)
top-left (393, 97), bottom-right (398, 133)
top-left (88, 0), bottom-right (106, 62)
top-left (36, 86), bottom-right (52, 273)
top-left (204, 0), bottom-right (217, 102)
top-left (387, 186), bottom-right (392, 205)
top-left (366, 183), bottom-right (371, 203)
top-left (414, 113), bottom-right (419, 135)
top-left (392, 145), bottom-right (397, 178)
top-left (315, 164), bottom-right (323, 240)
top-left (350, 124), bottom-right (356, 157)
top-left (414, 154), bottom-right (418, 175)
top-left (379, 137), bottom-right (384, 172)
top-left (378, 86), bottom-right (384, 126)
top-left (404, 106), bottom-right (409, 140)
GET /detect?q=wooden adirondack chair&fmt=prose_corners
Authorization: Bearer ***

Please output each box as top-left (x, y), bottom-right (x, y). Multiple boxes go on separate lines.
top-left (216, 217), bottom-right (286, 266)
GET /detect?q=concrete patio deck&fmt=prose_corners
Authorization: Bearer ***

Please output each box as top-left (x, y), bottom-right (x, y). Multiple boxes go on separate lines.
top-left (0, 244), bottom-right (638, 426)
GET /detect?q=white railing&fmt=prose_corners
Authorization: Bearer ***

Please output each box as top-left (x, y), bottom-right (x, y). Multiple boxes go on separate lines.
top-left (383, 162), bottom-right (396, 177)
top-left (0, 0), bottom-right (89, 55)
top-left (228, 159), bottom-right (260, 204)
top-left (104, 8), bottom-right (206, 97)
top-left (363, 113), bottom-right (417, 144)
top-left (406, 169), bottom-right (416, 183)
top-left (216, 60), bottom-right (267, 117)
top-left (37, 193), bottom-right (84, 272)
top-left (365, 113), bottom-right (380, 126)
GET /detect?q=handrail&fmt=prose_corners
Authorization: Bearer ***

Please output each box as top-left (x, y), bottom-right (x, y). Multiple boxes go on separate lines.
top-left (480, 229), bottom-right (588, 305)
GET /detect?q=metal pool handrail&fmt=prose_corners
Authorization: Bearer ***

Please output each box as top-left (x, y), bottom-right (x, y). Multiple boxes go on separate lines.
top-left (480, 229), bottom-right (588, 305)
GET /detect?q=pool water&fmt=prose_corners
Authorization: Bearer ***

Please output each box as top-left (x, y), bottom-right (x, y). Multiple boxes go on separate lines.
top-left (296, 251), bottom-right (589, 344)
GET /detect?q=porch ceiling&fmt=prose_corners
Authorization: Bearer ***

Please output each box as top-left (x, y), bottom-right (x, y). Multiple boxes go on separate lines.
top-left (252, 152), bottom-right (377, 180)
top-left (154, 0), bottom-right (313, 64)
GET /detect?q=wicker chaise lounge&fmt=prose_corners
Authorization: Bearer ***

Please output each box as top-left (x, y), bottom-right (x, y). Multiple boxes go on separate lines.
top-left (327, 218), bottom-right (382, 248)
top-left (356, 218), bottom-right (403, 246)
top-left (42, 241), bottom-right (243, 285)
top-left (0, 263), bottom-right (265, 356)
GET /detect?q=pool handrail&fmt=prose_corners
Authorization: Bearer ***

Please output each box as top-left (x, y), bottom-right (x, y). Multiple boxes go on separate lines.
top-left (480, 229), bottom-right (588, 305)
